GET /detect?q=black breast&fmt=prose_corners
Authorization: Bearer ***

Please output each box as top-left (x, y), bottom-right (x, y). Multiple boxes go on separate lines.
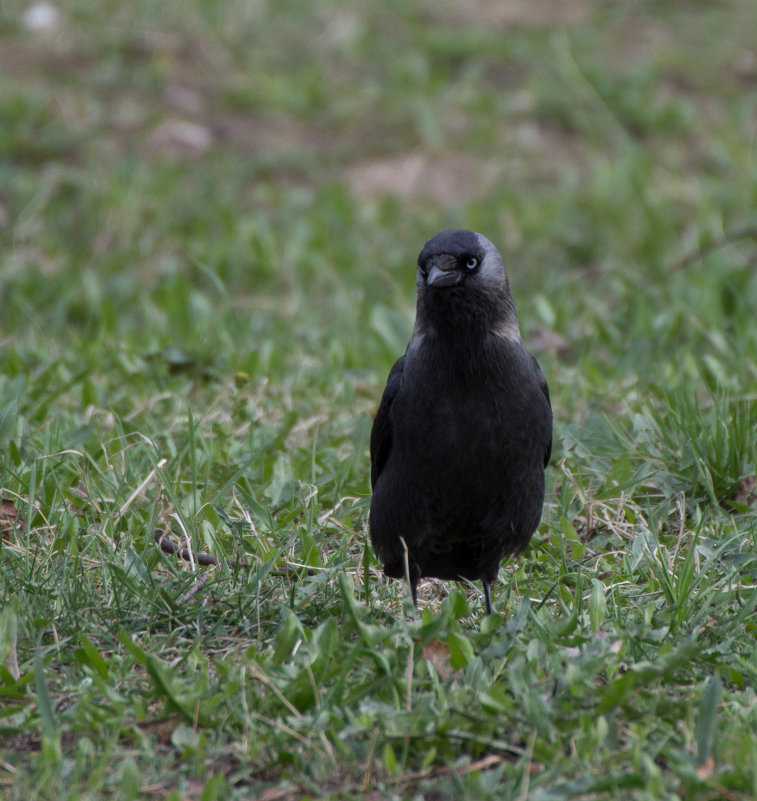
top-left (369, 334), bottom-right (551, 585)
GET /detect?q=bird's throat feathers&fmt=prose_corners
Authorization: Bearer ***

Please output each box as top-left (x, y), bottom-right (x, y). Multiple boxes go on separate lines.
top-left (414, 285), bottom-right (521, 344)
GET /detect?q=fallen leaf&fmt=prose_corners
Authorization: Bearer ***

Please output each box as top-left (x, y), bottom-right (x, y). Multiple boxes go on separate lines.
top-left (0, 499), bottom-right (24, 543)
top-left (423, 640), bottom-right (452, 682)
top-left (146, 118), bottom-right (213, 158)
top-left (135, 715), bottom-right (182, 745)
top-left (734, 476), bottom-right (756, 506)
top-left (695, 754), bottom-right (715, 780)
top-left (528, 325), bottom-right (571, 358)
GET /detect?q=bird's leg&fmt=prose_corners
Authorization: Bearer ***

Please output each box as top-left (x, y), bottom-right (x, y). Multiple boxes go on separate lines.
top-left (399, 536), bottom-right (419, 611)
top-left (482, 580), bottom-right (493, 615)
top-left (410, 577), bottom-right (419, 608)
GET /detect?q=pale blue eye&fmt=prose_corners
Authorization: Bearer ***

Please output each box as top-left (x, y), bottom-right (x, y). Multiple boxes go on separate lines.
top-left (465, 257), bottom-right (478, 270)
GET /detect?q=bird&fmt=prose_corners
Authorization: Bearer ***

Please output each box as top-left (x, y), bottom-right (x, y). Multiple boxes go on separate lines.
top-left (369, 229), bottom-right (552, 615)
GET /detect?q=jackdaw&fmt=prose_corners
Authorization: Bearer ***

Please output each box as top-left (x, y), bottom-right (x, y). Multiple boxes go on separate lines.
top-left (369, 229), bottom-right (552, 615)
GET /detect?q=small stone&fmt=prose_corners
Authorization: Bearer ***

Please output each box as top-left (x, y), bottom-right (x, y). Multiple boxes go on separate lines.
top-left (22, 2), bottom-right (62, 32)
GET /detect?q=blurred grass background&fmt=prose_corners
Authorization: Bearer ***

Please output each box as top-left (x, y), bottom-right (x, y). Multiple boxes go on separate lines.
top-left (1, 1), bottom-right (757, 799)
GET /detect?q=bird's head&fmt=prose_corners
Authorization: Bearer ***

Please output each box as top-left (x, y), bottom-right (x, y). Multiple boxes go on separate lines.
top-left (414, 229), bottom-right (520, 341)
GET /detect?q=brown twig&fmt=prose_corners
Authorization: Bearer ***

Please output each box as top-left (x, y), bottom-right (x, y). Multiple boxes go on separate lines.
top-left (152, 529), bottom-right (321, 587)
top-left (670, 225), bottom-right (757, 271)
top-left (153, 529), bottom-right (220, 566)
top-left (178, 571), bottom-right (215, 604)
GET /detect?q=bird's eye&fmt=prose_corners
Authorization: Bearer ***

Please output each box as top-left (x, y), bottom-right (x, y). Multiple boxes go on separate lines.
top-left (465, 257), bottom-right (479, 271)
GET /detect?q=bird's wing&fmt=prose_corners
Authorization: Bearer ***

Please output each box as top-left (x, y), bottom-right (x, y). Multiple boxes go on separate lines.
top-left (370, 356), bottom-right (405, 488)
top-left (531, 354), bottom-right (553, 468)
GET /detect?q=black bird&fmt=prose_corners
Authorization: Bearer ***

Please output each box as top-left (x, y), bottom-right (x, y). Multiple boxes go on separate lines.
top-left (369, 229), bottom-right (552, 615)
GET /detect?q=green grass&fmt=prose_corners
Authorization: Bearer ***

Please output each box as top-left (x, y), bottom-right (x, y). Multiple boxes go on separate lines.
top-left (1, 1), bottom-right (757, 798)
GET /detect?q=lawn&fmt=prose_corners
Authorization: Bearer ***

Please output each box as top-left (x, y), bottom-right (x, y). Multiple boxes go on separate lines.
top-left (1, 1), bottom-right (756, 798)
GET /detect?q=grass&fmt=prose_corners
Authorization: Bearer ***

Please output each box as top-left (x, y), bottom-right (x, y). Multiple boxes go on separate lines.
top-left (1, 0), bottom-right (757, 798)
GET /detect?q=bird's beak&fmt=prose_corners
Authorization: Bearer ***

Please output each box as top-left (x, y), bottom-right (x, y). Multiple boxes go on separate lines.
top-left (426, 256), bottom-right (461, 288)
